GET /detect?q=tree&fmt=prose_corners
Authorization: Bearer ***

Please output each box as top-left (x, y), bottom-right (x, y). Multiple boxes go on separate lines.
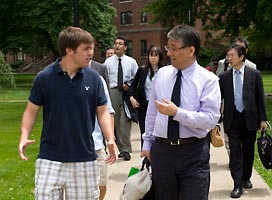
top-left (245, 0), bottom-right (272, 54)
top-left (145, 0), bottom-right (205, 27)
top-left (0, 0), bottom-right (116, 58)
top-left (145, 0), bottom-right (272, 54)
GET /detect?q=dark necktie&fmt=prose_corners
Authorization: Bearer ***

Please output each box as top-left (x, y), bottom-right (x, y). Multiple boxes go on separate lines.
top-left (167, 70), bottom-right (182, 142)
top-left (118, 58), bottom-right (123, 91)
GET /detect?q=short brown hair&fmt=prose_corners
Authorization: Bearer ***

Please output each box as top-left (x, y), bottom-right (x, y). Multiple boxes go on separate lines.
top-left (57, 26), bottom-right (94, 57)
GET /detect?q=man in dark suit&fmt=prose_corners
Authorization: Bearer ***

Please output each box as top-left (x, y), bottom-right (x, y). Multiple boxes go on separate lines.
top-left (88, 43), bottom-right (110, 199)
top-left (219, 44), bottom-right (267, 198)
top-left (89, 43), bottom-right (109, 87)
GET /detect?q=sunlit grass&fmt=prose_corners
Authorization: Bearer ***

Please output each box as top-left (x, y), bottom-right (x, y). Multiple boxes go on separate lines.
top-left (0, 101), bottom-right (41, 200)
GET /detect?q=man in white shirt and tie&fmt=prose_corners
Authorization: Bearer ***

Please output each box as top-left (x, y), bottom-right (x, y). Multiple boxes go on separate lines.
top-left (104, 36), bottom-right (138, 161)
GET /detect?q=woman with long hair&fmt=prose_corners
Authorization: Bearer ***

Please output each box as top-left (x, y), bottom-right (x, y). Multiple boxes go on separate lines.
top-left (129, 45), bottom-right (165, 148)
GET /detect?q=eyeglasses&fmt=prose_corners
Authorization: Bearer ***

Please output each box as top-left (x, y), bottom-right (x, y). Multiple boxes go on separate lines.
top-left (114, 43), bottom-right (125, 46)
top-left (164, 45), bottom-right (186, 52)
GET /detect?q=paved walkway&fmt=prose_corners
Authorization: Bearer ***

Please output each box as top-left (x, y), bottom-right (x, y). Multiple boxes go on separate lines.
top-left (105, 123), bottom-right (272, 199)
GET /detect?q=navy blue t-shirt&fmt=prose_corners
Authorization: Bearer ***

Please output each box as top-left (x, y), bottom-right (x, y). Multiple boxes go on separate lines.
top-left (29, 59), bottom-right (107, 162)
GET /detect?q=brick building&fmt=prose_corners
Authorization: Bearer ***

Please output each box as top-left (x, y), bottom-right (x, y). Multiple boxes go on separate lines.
top-left (94, 0), bottom-right (170, 66)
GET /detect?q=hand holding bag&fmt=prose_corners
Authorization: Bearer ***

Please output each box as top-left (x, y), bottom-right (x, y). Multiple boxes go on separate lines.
top-left (120, 158), bottom-right (152, 200)
top-left (257, 129), bottom-right (272, 169)
top-left (210, 124), bottom-right (224, 147)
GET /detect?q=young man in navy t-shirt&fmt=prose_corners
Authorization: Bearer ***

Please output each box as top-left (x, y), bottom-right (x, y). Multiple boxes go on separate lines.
top-left (18, 26), bottom-right (118, 200)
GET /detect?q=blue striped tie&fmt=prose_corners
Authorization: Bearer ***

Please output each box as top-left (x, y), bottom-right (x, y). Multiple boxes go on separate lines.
top-left (235, 70), bottom-right (244, 112)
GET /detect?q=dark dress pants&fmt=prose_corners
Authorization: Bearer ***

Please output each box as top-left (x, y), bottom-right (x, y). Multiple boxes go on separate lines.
top-left (150, 136), bottom-right (210, 200)
top-left (228, 110), bottom-right (257, 188)
top-left (137, 108), bottom-right (147, 148)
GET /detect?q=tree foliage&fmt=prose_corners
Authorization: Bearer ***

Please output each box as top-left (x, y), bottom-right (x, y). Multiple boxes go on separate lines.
top-left (145, 0), bottom-right (206, 26)
top-left (0, 0), bottom-right (116, 58)
top-left (145, 0), bottom-right (272, 54)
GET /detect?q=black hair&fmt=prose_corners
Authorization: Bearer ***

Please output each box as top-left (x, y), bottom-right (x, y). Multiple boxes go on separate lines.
top-left (233, 36), bottom-right (249, 49)
top-left (145, 45), bottom-right (165, 80)
top-left (226, 44), bottom-right (246, 62)
top-left (114, 36), bottom-right (128, 46)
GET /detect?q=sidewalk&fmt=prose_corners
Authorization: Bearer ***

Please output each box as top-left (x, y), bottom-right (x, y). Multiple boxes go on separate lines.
top-left (105, 123), bottom-right (272, 199)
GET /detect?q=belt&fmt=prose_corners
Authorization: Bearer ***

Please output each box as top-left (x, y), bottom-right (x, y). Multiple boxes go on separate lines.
top-left (155, 137), bottom-right (201, 146)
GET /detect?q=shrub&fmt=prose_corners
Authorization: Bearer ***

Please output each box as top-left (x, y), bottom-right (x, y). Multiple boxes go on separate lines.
top-left (10, 60), bottom-right (25, 70)
top-left (0, 56), bottom-right (16, 88)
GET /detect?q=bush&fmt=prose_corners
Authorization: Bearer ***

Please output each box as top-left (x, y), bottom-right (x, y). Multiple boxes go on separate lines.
top-left (0, 57), bottom-right (16, 87)
top-left (10, 60), bottom-right (25, 69)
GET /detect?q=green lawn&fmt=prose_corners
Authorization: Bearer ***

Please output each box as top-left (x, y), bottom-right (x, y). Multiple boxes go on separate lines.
top-left (0, 101), bottom-right (42, 199)
top-left (262, 72), bottom-right (272, 94)
top-left (0, 74), bottom-right (39, 199)
top-left (254, 97), bottom-right (272, 188)
top-left (0, 72), bottom-right (272, 199)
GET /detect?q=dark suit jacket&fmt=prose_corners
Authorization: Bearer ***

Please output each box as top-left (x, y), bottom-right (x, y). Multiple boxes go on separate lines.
top-left (219, 66), bottom-right (267, 133)
top-left (128, 66), bottom-right (149, 110)
top-left (90, 60), bottom-right (109, 87)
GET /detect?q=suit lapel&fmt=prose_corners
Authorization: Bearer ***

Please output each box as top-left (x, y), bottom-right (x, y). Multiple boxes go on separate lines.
top-left (227, 68), bottom-right (234, 102)
top-left (243, 66), bottom-right (251, 99)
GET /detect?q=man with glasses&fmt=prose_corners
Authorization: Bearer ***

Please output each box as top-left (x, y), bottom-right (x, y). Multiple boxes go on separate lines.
top-left (141, 24), bottom-right (221, 199)
top-left (216, 37), bottom-right (257, 164)
top-left (216, 37), bottom-right (256, 76)
top-left (104, 36), bottom-right (138, 161)
top-left (219, 44), bottom-right (267, 198)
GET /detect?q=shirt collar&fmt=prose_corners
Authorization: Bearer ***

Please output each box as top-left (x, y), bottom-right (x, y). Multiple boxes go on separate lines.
top-left (89, 59), bottom-right (93, 67)
top-left (55, 58), bottom-right (83, 75)
top-left (55, 58), bottom-right (63, 74)
top-left (232, 64), bottom-right (245, 76)
top-left (115, 54), bottom-right (125, 61)
top-left (180, 61), bottom-right (198, 79)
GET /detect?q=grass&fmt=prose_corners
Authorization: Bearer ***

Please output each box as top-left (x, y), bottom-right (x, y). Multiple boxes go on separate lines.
top-left (0, 100), bottom-right (42, 199)
top-left (262, 72), bottom-right (272, 94)
top-left (254, 97), bottom-right (272, 188)
top-left (0, 74), bottom-right (40, 199)
top-left (0, 103), bottom-right (39, 199)
top-left (0, 73), bottom-right (272, 199)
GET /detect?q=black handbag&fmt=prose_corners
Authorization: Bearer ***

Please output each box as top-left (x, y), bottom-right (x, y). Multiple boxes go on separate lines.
top-left (257, 129), bottom-right (272, 169)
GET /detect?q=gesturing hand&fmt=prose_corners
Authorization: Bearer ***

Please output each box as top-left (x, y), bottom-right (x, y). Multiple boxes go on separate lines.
top-left (18, 138), bottom-right (35, 161)
top-left (155, 98), bottom-right (178, 116)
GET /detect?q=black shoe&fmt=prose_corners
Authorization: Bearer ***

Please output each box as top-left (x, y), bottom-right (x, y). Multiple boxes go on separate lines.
top-left (124, 152), bottom-right (131, 161)
top-left (243, 180), bottom-right (253, 189)
top-left (230, 187), bottom-right (243, 198)
top-left (118, 152), bottom-right (125, 158)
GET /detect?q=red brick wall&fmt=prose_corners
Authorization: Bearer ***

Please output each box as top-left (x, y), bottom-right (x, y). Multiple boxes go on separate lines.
top-left (94, 0), bottom-right (169, 65)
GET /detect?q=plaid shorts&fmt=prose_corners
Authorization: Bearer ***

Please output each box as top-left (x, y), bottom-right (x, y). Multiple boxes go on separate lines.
top-left (35, 158), bottom-right (99, 200)
top-left (96, 148), bottom-right (109, 186)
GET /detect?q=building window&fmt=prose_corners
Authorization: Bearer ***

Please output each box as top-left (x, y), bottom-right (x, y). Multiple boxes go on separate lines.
top-left (141, 40), bottom-right (147, 56)
top-left (121, 11), bottom-right (132, 25)
top-left (126, 41), bottom-right (133, 57)
top-left (140, 12), bottom-right (147, 23)
top-left (16, 48), bottom-right (24, 61)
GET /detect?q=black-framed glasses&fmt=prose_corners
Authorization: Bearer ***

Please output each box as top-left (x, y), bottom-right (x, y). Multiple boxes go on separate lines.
top-left (164, 45), bottom-right (186, 52)
top-left (114, 43), bottom-right (125, 46)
